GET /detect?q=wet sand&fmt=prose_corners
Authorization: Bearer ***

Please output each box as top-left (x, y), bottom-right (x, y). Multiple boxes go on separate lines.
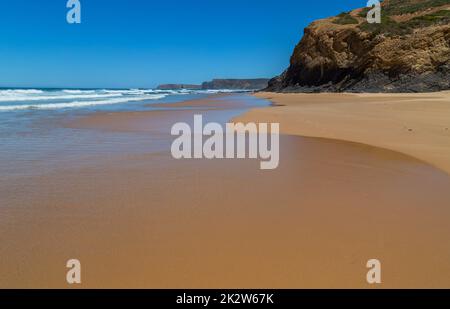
top-left (1, 94), bottom-right (450, 288)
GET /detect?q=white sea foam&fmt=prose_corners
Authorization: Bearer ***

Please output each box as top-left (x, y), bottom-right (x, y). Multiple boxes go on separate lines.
top-left (0, 88), bottom-right (248, 112)
top-left (0, 89), bottom-right (44, 95)
top-left (62, 89), bottom-right (96, 94)
top-left (102, 89), bottom-right (149, 95)
top-left (0, 94), bottom-right (166, 111)
top-left (0, 93), bottom-right (123, 102)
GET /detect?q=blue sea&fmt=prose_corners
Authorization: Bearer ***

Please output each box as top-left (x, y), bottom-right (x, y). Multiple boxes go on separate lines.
top-left (0, 88), bottom-right (247, 112)
top-left (0, 88), bottom-right (268, 182)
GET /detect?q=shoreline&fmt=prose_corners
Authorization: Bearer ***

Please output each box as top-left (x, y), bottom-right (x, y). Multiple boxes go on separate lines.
top-left (64, 93), bottom-right (266, 132)
top-left (232, 91), bottom-right (450, 175)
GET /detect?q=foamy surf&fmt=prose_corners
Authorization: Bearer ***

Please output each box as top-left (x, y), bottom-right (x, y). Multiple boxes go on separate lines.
top-left (0, 94), bottom-right (166, 111)
top-left (0, 88), bottom-right (251, 112)
top-left (0, 93), bottom-right (122, 102)
top-left (0, 89), bottom-right (45, 95)
top-left (62, 89), bottom-right (96, 94)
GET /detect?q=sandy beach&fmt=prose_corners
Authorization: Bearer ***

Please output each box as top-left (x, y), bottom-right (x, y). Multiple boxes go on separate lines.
top-left (238, 91), bottom-right (450, 175)
top-left (3, 0), bottom-right (450, 300)
top-left (1, 93), bottom-right (450, 288)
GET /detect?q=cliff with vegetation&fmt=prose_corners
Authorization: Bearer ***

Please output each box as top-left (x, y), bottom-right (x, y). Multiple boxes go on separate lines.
top-left (267, 0), bottom-right (450, 92)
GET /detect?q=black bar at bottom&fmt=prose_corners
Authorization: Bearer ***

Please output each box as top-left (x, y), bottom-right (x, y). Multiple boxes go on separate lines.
top-left (1, 289), bottom-right (449, 307)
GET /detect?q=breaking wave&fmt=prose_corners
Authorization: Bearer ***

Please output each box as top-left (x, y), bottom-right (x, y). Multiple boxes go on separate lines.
top-left (0, 95), bottom-right (166, 111)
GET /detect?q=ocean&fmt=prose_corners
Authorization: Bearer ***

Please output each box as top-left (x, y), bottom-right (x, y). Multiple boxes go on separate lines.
top-left (0, 88), bottom-right (266, 181)
top-left (0, 88), bottom-right (246, 112)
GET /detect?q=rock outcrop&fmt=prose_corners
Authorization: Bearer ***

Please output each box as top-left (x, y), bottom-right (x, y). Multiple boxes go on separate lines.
top-left (201, 79), bottom-right (270, 90)
top-left (267, 0), bottom-right (450, 93)
top-left (157, 84), bottom-right (202, 90)
top-left (157, 79), bottom-right (270, 90)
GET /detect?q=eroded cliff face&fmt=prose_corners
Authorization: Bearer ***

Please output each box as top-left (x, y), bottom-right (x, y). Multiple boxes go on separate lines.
top-left (268, 0), bottom-right (450, 92)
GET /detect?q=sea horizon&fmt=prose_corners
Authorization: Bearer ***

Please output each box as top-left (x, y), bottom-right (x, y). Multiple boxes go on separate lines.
top-left (0, 87), bottom-right (255, 112)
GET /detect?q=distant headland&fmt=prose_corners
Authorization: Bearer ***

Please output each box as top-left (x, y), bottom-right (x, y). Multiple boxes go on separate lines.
top-left (157, 78), bottom-right (270, 90)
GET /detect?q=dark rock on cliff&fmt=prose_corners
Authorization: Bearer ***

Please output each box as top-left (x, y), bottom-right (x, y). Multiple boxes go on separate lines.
top-left (267, 0), bottom-right (450, 93)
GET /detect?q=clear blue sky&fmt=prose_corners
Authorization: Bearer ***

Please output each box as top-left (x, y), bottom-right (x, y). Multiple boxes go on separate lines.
top-left (0, 0), bottom-right (366, 88)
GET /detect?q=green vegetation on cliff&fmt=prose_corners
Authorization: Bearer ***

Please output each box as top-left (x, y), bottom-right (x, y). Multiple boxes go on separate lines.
top-left (383, 0), bottom-right (449, 16)
top-left (359, 0), bottom-right (450, 36)
top-left (333, 12), bottom-right (359, 25)
top-left (265, 0), bottom-right (450, 93)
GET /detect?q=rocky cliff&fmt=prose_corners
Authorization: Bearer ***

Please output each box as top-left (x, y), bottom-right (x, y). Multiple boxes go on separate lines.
top-left (267, 0), bottom-right (450, 93)
top-left (157, 79), bottom-right (270, 90)
top-left (202, 79), bottom-right (270, 90)
top-left (157, 84), bottom-right (202, 90)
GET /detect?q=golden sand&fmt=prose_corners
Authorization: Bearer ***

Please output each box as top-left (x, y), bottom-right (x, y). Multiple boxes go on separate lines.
top-left (1, 94), bottom-right (450, 288)
top-left (235, 91), bottom-right (450, 175)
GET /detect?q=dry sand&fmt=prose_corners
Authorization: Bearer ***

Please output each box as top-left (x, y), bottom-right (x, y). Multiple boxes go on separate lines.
top-left (1, 94), bottom-right (450, 288)
top-left (236, 91), bottom-right (450, 175)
